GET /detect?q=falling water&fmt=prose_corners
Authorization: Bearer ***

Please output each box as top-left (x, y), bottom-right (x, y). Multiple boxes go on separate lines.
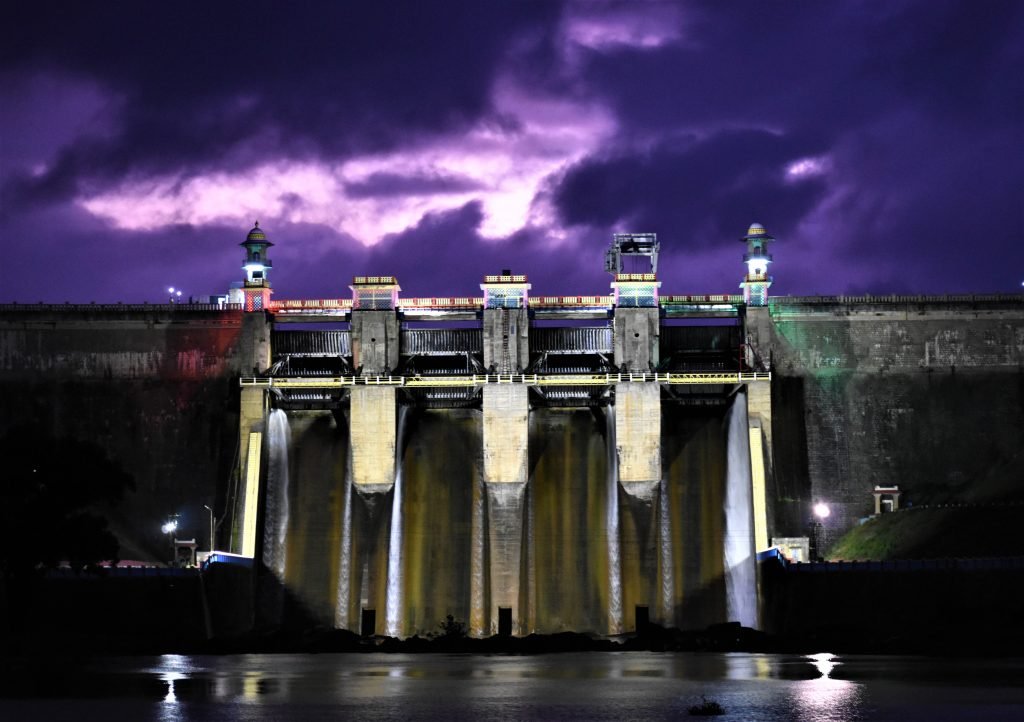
top-left (384, 406), bottom-right (410, 637)
top-left (261, 409), bottom-right (291, 626)
top-left (658, 475), bottom-right (674, 627)
top-left (334, 447), bottom-right (354, 630)
top-left (263, 410), bottom-right (291, 581)
top-left (605, 405), bottom-right (623, 634)
top-left (724, 391), bottom-right (757, 628)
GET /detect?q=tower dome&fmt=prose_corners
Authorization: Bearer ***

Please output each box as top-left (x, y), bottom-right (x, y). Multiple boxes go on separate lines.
top-left (242, 221), bottom-right (273, 247)
top-left (742, 222), bottom-right (770, 240)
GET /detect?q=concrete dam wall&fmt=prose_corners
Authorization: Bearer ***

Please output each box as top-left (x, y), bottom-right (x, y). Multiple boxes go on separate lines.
top-left (753, 298), bottom-right (1024, 543)
top-left (2, 293), bottom-right (1022, 636)
top-left (0, 306), bottom-right (270, 560)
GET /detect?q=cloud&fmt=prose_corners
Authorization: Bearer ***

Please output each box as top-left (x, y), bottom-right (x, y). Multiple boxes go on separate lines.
top-left (2, 0), bottom-right (1023, 301)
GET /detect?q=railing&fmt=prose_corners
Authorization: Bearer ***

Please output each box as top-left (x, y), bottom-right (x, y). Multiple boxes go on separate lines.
top-left (269, 298), bottom-right (352, 311)
top-left (0, 302), bottom-right (243, 312)
top-left (241, 371), bottom-right (770, 388)
top-left (530, 296), bottom-right (613, 307)
top-left (662, 294), bottom-right (743, 304)
top-left (400, 297), bottom-right (484, 309)
top-left (772, 293), bottom-right (1024, 305)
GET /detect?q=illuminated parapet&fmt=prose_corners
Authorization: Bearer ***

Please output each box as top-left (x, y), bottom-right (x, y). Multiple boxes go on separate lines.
top-left (739, 222), bottom-right (775, 307)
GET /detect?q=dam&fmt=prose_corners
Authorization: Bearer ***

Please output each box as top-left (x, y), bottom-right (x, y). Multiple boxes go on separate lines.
top-left (234, 227), bottom-right (771, 636)
top-left (1, 222), bottom-right (1022, 638)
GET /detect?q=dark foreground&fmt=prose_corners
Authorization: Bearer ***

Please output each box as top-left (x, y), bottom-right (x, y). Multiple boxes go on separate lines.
top-left (3, 652), bottom-right (1024, 721)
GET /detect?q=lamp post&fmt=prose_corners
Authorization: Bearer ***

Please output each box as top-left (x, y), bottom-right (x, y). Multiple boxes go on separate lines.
top-left (811, 502), bottom-right (830, 561)
top-left (203, 504), bottom-right (215, 554)
top-left (161, 516), bottom-right (179, 565)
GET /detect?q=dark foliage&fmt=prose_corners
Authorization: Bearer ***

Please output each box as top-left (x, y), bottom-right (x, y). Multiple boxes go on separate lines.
top-left (0, 425), bottom-right (134, 575)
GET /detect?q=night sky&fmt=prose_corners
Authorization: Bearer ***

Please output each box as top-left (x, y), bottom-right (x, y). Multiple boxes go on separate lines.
top-left (3, 1), bottom-right (1022, 303)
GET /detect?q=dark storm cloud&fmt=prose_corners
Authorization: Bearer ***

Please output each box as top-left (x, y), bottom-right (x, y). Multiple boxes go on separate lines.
top-left (2, 0), bottom-right (1023, 301)
top-left (1, 0), bottom-right (560, 198)
top-left (553, 129), bottom-right (829, 246)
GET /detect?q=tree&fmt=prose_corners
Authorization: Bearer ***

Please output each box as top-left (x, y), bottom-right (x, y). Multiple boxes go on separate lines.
top-left (0, 425), bottom-right (134, 576)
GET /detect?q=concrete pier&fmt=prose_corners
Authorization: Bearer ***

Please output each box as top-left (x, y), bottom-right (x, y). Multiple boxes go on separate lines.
top-left (481, 305), bottom-right (530, 630)
top-left (482, 384), bottom-right (529, 632)
top-left (614, 384), bottom-right (662, 499)
top-left (613, 306), bottom-right (662, 498)
top-left (350, 386), bottom-right (397, 491)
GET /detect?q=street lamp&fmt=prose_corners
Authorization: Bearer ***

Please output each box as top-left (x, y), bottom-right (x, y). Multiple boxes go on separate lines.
top-left (811, 502), bottom-right (830, 561)
top-left (162, 516), bottom-right (178, 565)
top-left (203, 504), bottom-right (215, 553)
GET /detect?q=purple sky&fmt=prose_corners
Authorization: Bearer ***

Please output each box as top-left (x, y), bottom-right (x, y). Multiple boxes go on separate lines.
top-left (2, 1), bottom-right (1022, 302)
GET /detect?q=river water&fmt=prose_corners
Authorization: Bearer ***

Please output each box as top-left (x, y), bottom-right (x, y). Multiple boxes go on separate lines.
top-left (2, 652), bottom-right (1022, 721)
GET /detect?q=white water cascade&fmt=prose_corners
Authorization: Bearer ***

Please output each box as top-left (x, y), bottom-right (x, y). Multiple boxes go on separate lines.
top-left (384, 406), bottom-right (410, 637)
top-left (658, 474), bottom-right (675, 627)
top-left (263, 410), bottom-right (291, 581)
top-left (724, 391), bottom-right (757, 628)
top-left (334, 447), bottom-right (354, 630)
top-left (606, 405), bottom-right (623, 635)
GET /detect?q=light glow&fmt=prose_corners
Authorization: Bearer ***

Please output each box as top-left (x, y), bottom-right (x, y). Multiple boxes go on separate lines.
top-left (813, 502), bottom-right (831, 519)
top-left (161, 519), bottom-right (178, 534)
top-left (76, 73), bottom-right (614, 246)
top-left (746, 259), bottom-right (768, 278)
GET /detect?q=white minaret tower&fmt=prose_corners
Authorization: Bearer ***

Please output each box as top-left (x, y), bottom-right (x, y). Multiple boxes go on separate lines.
top-left (740, 222), bottom-right (775, 306)
top-left (240, 222), bottom-right (273, 311)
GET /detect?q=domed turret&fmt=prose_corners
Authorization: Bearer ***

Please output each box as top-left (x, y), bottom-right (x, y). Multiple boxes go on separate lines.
top-left (739, 222), bottom-right (776, 306)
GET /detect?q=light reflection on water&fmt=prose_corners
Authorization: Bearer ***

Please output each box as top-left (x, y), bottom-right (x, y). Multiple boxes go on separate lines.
top-left (2, 652), bottom-right (1023, 721)
top-left (791, 653), bottom-right (863, 722)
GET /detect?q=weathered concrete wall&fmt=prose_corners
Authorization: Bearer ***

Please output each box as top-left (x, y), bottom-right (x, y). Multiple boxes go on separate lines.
top-left (482, 308), bottom-right (529, 372)
top-left (613, 307), bottom-right (659, 371)
top-left (0, 307), bottom-right (265, 379)
top-left (615, 384), bottom-right (662, 490)
top-left (482, 385), bottom-right (529, 484)
top-left (350, 310), bottom-right (399, 375)
top-left (349, 385), bottom-right (396, 489)
top-left (0, 307), bottom-right (267, 561)
top-left (761, 299), bottom-right (1024, 545)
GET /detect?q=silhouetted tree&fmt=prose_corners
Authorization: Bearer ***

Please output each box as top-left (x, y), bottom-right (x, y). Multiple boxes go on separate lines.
top-left (438, 614), bottom-right (467, 639)
top-left (0, 425), bottom-right (134, 576)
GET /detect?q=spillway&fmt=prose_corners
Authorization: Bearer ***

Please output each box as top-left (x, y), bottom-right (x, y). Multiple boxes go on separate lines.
top-left (249, 391), bottom-right (757, 637)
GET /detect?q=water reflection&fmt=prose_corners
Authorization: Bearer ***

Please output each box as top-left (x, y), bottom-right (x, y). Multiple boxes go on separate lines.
top-left (5, 652), bottom-right (1024, 721)
top-left (790, 653), bottom-right (863, 722)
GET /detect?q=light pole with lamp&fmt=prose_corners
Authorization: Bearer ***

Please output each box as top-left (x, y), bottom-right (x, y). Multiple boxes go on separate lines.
top-left (203, 504), bottom-right (215, 555)
top-left (811, 502), bottom-right (830, 561)
top-left (161, 516), bottom-right (179, 565)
